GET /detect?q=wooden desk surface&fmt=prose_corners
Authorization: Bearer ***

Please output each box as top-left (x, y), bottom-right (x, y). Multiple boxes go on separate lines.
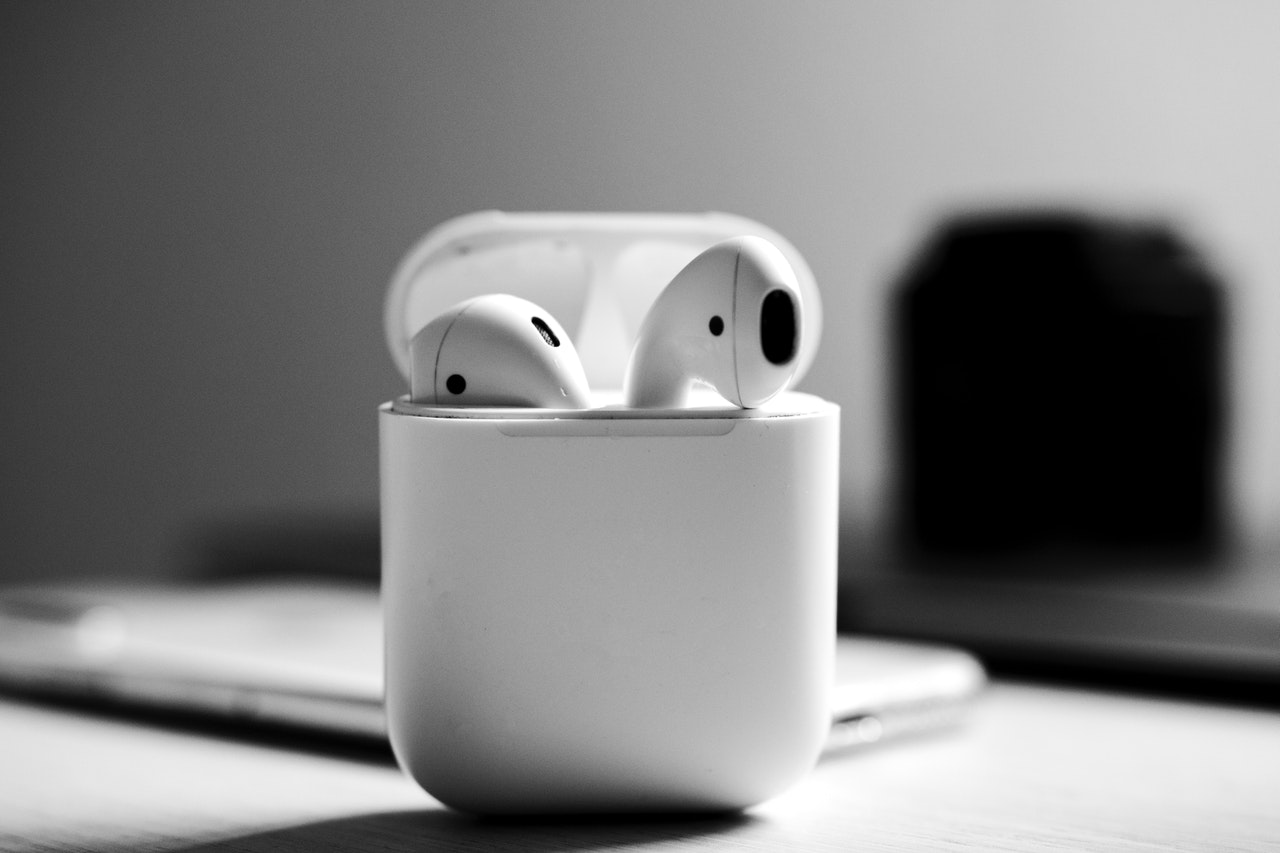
top-left (3, 681), bottom-right (1279, 852)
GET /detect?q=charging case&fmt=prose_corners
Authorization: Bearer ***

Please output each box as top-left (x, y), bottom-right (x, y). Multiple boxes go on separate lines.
top-left (379, 211), bottom-right (840, 814)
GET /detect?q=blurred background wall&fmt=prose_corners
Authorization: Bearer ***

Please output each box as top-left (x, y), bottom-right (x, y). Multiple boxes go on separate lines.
top-left (2, 1), bottom-right (1279, 583)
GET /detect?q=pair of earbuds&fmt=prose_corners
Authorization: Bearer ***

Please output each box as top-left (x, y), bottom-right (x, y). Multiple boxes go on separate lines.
top-left (409, 235), bottom-right (802, 410)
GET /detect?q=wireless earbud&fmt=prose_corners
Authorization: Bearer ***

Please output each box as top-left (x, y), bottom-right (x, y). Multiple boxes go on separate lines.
top-left (410, 294), bottom-right (591, 407)
top-left (623, 236), bottom-right (802, 409)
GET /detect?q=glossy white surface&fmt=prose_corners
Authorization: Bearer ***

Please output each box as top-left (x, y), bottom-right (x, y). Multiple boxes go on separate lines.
top-left (381, 394), bottom-right (839, 813)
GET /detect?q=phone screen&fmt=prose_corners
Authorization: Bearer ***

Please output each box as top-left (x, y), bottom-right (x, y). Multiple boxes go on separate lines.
top-left (0, 580), bottom-right (983, 750)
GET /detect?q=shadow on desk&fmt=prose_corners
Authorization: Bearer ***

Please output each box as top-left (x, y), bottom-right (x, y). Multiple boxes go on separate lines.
top-left (177, 809), bottom-right (757, 853)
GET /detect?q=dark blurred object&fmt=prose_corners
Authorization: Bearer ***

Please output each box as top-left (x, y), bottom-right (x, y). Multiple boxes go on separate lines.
top-left (894, 211), bottom-right (1226, 560)
top-left (186, 511), bottom-right (381, 582)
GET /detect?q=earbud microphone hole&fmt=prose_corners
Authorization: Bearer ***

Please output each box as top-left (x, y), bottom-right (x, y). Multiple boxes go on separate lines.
top-left (760, 289), bottom-right (797, 366)
top-left (709, 316), bottom-right (725, 336)
top-left (446, 374), bottom-right (467, 394)
top-left (531, 316), bottom-right (561, 347)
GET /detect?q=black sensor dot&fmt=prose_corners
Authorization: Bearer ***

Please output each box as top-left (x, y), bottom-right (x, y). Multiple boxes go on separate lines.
top-left (446, 374), bottom-right (466, 395)
top-left (709, 315), bottom-right (725, 336)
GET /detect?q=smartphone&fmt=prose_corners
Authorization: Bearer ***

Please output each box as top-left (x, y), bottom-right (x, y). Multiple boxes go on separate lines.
top-left (0, 580), bottom-right (983, 752)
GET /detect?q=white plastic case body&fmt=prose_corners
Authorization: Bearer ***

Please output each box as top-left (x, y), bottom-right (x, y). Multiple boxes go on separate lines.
top-left (380, 212), bottom-right (840, 814)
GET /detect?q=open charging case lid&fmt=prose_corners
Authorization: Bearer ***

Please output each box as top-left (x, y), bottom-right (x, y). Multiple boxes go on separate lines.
top-left (384, 211), bottom-right (821, 402)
